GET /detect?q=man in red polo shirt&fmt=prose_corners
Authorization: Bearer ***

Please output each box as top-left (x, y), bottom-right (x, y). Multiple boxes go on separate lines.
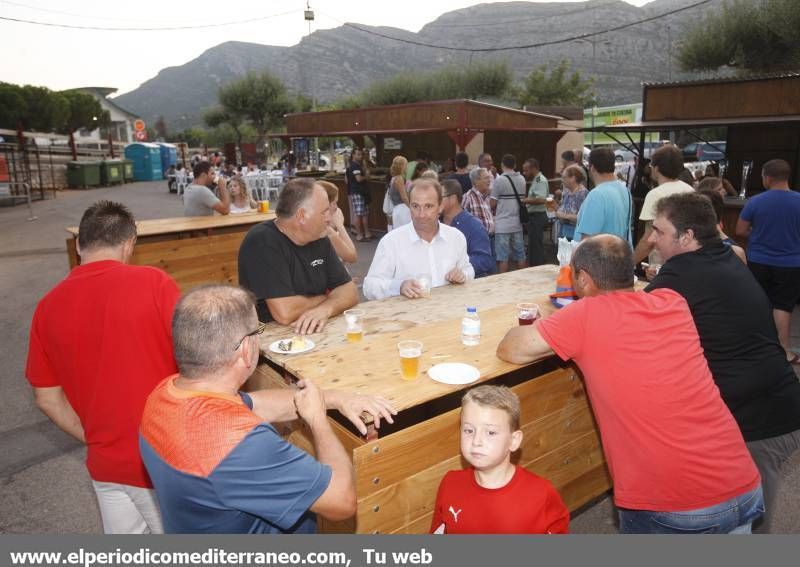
top-left (26, 201), bottom-right (179, 533)
top-left (497, 234), bottom-right (763, 534)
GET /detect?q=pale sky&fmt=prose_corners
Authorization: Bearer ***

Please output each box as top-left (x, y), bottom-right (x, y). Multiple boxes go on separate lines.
top-left (1, 0), bottom-right (652, 96)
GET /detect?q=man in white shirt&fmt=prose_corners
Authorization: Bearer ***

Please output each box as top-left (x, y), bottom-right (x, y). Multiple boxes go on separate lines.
top-left (633, 145), bottom-right (695, 265)
top-left (363, 179), bottom-right (474, 300)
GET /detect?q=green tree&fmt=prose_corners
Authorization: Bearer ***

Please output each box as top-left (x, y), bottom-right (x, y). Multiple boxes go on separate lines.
top-left (217, 72), bottom-right (293, 147)
top-left (20, 85), bottom-right (69, 132)
top-left (203, 106), bottom-right (245, 148)
top-left (293, 93), bottom-right (314, 113)
top-left (0, 83), bottom-right (26, 129)
top-left (174, 127), bottom-right (208, 148)
top-left (60, 91), bottom-right (108, 135)
top-left (344, 61), bottom-right (513, 108)
top-left (677, 0), bottom-right (800, 73)
top-left (516, 60), bottom-right (594, 108)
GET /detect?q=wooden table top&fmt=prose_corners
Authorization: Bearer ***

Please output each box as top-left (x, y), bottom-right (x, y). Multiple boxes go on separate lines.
top-left (66, 211), bottom-right (274, 237)
top-left (280, 299), bottom-right (559, 412)
top-left (259, 265), bottom-right (566, 412)
top-left (260, 265), bottom-right (561, 368)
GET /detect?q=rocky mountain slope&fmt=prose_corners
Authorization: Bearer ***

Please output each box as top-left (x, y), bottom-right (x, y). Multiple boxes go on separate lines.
top-left (114, 0), bottom-right (726, 129)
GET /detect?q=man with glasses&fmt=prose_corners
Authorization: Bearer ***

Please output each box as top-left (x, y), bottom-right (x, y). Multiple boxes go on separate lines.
top-left (441, 179), bottom-right (495, 278)
top-left (26, 201), bottom-right (180, 533)
top-left (140, 285), bottom-right (394, 533)
top-left (363, 179), bottom-right (474, 300)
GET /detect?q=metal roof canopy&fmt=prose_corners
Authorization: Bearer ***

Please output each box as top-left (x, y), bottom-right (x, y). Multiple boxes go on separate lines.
top-left (284, 126), bottom-right (571, 138)
top-left (582, 115), bottom-right (800, 153)
top-left (283, 99), bottom-right (571, 141)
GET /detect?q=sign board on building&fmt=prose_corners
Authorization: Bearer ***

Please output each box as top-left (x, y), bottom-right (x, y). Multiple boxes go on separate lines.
top-left (583, 103), bottom-right (658, 146)
top-left (384, 137), bottom-right (402, 150)
top-left (133, 119), bottom-right (146, 132)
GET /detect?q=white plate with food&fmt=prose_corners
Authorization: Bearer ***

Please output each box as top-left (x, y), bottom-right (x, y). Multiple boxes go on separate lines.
top-left (269, 337), bottom-right (315, 355)
top-left (427, 363), bottom-right (481, 385)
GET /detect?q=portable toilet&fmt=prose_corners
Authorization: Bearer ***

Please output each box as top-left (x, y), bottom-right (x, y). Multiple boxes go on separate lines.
top-left (156, 143), bottom-right (178, 178)
top-left (124, 143), bottom-right (162, 181)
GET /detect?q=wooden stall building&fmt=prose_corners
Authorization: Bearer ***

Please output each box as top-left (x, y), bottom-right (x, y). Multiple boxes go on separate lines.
top-left (282, 99), bottom-right (576, 232)
top-left (586, 72), bottom-right (800, 243)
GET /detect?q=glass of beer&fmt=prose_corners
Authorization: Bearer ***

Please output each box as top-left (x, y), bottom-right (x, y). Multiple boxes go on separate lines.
top-left (344, 309), bottom-right (364, 343)
top-left (398, 340), bottom-right (423, 381)
top-left (258, 200), bottom-right (270, 213)
top-left (517, 303), bottom-right (540, 326)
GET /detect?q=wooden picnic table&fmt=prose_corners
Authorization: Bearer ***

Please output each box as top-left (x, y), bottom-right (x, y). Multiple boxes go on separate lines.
top-left (65, 211), bottom-right (274, 291)
top-left (248, 265), bottom-right (611, 534)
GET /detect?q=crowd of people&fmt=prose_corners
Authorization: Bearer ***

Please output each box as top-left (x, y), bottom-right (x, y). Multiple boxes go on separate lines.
top-left (366, 149), bottom-right (595, 278)
top-left (23, 142), bottom-right (800, 535)
top-left (176, 154), bottom-right (282, 217)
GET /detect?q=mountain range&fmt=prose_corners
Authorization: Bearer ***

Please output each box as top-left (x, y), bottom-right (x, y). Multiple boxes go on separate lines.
top-left (113, 0), bottom-right (728, 130)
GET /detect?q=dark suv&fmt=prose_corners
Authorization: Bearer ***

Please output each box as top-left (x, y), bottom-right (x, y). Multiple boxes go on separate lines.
top-left (682, 141), bottom-right (726, 162)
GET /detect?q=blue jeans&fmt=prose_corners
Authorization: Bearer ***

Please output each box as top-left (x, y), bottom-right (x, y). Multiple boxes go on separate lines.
top-left (618, 485), bottom-right (764, 534)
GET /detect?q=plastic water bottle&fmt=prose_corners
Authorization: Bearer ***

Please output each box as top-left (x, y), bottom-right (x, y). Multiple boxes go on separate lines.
top-left (461, 307), bottom-right (481, 346)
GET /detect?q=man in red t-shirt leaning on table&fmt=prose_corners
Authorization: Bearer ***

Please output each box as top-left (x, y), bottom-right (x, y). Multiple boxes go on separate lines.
top-left (497, 234), bottom-right (764, 534)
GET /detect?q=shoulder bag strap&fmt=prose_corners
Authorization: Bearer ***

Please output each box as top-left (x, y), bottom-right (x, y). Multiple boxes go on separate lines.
top-left (503, 174), bottom-right (525, 209)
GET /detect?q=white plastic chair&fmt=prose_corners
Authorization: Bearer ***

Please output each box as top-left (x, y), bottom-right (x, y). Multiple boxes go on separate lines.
top-left (175, 170), bottom-right (188, 195)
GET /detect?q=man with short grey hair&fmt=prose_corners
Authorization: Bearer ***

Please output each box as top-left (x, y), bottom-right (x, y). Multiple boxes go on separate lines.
top-left (463, 167), bottom-right (495, 237)
top-left (238, 178), bottom-right (358, 334)
top-left (498, 234), bottom-right (763, 534)
top-left (140, 284), bottom-right (393, 533)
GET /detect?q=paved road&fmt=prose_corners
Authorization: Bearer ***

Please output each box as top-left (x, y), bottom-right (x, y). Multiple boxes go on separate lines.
top-left (0, 181), bottom-right (798, 533)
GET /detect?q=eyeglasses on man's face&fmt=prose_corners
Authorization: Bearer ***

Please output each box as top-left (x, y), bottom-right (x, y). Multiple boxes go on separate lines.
top-left (233, 321), bottom-right (266, 351)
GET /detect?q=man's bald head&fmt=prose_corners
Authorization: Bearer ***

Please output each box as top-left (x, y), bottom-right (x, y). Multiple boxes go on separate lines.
top-left (571, 235), bottom-right (634, 292)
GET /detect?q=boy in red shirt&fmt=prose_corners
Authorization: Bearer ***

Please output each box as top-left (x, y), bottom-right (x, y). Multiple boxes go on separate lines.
top-left (430, 385), bottom-right (569, 534)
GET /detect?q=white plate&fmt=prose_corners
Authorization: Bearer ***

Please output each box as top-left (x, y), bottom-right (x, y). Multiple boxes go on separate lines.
top-left (269, 338), bottom-right (315, 355)
top-left (427, 363), bottom-right (481, 385)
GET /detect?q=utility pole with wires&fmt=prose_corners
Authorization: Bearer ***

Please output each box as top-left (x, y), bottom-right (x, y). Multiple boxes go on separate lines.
top-left (304, 2), bottom-right (318, 169)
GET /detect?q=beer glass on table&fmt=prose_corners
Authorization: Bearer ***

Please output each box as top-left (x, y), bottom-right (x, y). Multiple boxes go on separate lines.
top-left (398, 340), bottom-right (423, 381)
top-left (344, 309), bottom-right (364, 343)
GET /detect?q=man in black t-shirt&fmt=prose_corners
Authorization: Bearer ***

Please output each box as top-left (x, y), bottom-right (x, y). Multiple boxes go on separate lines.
top-left (345, 149), bottom-right (372, 241)
top-left (446, 152), bottom-right (472, 194)
top-left (238, 178), bottom-right (358, 334)
top-left (645, 192), bottom-right (800, 533)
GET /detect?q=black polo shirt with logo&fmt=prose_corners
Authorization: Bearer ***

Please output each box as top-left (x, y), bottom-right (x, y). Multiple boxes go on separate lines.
top-left (238, 220), bottom-right (351, 323)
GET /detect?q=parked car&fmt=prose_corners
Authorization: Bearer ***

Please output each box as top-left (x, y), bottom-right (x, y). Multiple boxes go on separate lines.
top-left (682, 141), bottom-right (726, 162)
top-left (614, 141), bottom-right (666, 162)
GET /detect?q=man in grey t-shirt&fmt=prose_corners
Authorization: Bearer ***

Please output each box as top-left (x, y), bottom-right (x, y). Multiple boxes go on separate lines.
top-left (490, 154), bottom-right (527, 273)
top-left (183, 161), bottom-right (230, 217)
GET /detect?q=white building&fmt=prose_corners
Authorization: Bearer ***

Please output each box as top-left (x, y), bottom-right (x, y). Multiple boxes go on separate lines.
top-left (70, 87), bottom-right (139, 143)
